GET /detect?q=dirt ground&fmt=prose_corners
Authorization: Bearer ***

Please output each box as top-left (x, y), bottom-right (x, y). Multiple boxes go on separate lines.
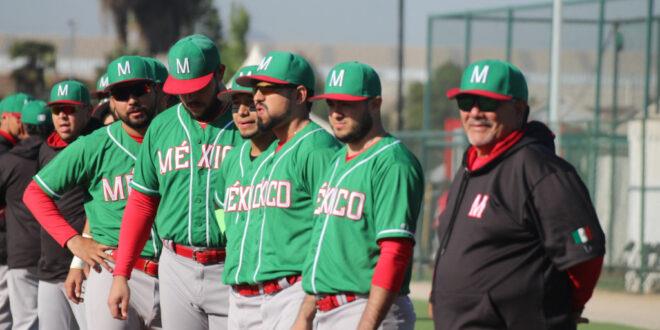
top-left (409, 282), bottom-right (660, 330)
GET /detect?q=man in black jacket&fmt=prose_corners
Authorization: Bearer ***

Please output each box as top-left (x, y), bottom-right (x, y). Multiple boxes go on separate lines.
top-left (34, 81), bottom-right (102, 330)
top-left (431, 59), bottom-right (605, 330)
top-left (0, 93), bottom-right (33, 330)
top-left (0, 100), bottom-right (52, 330)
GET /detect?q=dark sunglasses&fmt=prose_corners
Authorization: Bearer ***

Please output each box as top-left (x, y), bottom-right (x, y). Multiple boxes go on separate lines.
top-left (254, 84), bottom-right (296, 95)
top-left (50, 105), bottom-right (78, 115)
top-left (456, 95), bottom-right (506, 112)
top-left (231, 103), bottom-right (257, 113)
top-left (111, 82), bottom-right (153, 101)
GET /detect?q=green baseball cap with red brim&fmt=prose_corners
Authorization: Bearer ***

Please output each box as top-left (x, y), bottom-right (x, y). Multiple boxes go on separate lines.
top-left (218, 65), bottom-right (258, 97)
top-left (48, 80), bottom-right (90, 106)
top-left (235, 51), bottom-right (315, 92)
top-left (105, 55), bottom-right (156, 91)
top-left (446, 59), bottom-right (528, 102)
top-left (0, 93), bottom-right (33, 115)
top-left (22, 100), bottom-right (52, 126)
top-left (310, 61), bottom-right (381, 102)
top-left (143, 57), bottom-right (169, 85)
top-left (163, 34), bottom-right (221, 95)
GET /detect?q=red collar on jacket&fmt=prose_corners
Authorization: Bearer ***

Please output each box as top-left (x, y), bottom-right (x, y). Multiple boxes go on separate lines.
top-left (46, 132), bottom-right (68, 149)
top-left (467, 129), bottom-right (524, 172)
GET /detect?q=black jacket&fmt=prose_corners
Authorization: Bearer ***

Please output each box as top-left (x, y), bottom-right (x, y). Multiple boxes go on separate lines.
top-left (0, 133), bottom-right (14, 265)
top-left (0, 136), bottom-right (44, 269)
top-left (37, 119), bottom-right (101, 281)
top-left (432, 121), bottom-right (605, 330)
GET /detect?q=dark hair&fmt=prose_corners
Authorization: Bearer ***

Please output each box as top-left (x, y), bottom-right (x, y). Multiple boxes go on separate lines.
top-left (25, 123), bottom-right (53, 139)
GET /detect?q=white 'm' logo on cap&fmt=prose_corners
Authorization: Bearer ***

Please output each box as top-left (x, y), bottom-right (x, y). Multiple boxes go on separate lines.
top-left (176, 58), bottom-right (190, 74)
top-left (239, 70), bottom-right (253, 77)
top-left (100, 76), bottom-right (109, 87)
top-left (118, 61), bottom-right (131, 76)
top-left (57, 84), bottom-right (69, 96)
top-left (329, 69), bottom-right (345, 87)
top-left (470, 65), bottom-right (489, 84)
top-left (258, 56), bottom-right (273, 71)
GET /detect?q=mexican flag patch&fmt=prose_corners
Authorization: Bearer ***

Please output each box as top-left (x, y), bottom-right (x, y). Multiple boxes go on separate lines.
top-left (571, 226), bottom-right (592, 244)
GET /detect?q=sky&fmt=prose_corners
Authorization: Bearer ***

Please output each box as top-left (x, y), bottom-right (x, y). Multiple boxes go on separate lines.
top-left (0, 0), bottom-right (545, 47)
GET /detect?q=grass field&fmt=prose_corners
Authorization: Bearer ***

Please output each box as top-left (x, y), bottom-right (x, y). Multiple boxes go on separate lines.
top-left (412, 300), bottom-right (645, 330)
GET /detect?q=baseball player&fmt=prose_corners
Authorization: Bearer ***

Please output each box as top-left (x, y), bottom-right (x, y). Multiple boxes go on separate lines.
top-left (431, 59), bottom-right (605, 330)
top-left (92, 72), bottom-right (115, 125)
top-left (24, 58), bottom-right (163, 330)
top-left (108, 34), bottom-right (243, 330)
top-left (213, 65), bottom-right (278, 329)
top-left (0, 92), bottom-right (32, 330)
top-left (142, 57), bottom-right (177, 111)
top-left (21, 80), bottom-right (101, 330)
top-left (292, 61), bottom-right (423, 329)
top-left (0, 100), bottom-right (52, 330)
top-left (227, 51), bottom-right (340, 328)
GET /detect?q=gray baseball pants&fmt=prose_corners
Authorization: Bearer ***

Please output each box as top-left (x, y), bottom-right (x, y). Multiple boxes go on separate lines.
top-left (0, 265), bottom-right (12, 330)
top-left (228, 280), bottom-right (306, 330)
top-left (85, 262), bottom-right (160, 329)
top-left (314, 295), bottom-right (416, 330)
top-left (158, 247), bottom-right (229, 330)
top-left (7, 267), bottom-right (39, 330)
top-left (37, 279), bottom-right (87, 330)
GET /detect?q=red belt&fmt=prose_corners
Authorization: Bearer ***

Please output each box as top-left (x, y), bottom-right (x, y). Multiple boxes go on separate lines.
top-left (134, 257), bottom-right (158, 277)
top-left (171, 243), bottom-right (226, 265)
top-left (106, 250), bottom-right (158, 277)
top-left (316, 293), bottom-right (358, 312)
top-left (233, 275), bottom-right (302, 297)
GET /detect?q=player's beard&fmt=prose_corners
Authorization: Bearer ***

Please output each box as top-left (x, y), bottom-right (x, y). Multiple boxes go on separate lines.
top-left (117, 106), bottom-right (155, 130)
top-left (335, 110), bottom-right (373, 144)
top-left (257, 103), bottom-right (291, 132)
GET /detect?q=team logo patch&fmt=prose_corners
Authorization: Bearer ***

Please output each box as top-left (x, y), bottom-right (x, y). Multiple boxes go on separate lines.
top-left (571, 226), bottom-right (593, 245)
top-left (467, 193), bottom-right (489, 219)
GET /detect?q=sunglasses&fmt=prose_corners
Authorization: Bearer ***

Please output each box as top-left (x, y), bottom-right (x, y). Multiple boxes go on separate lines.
top-left (231, 103), bottom-right (257, 113)
top-left (254, 84), bottom-right (296, 95)
top-left (51, 105), bottom-right (78, 115)
top-left (456, 95), bottom-right (507, 112)
top-left (111, 82), bottom-right (153, 101)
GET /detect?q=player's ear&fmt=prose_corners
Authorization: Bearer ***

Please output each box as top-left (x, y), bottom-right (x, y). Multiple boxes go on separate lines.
top-left (295, 85), bottom-right (309, 105)
top-left (369, 96), bottom-right (382, 111)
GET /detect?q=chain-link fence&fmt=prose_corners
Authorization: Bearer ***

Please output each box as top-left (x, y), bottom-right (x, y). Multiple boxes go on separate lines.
top-left (403, 0), bottom-right (660, 293)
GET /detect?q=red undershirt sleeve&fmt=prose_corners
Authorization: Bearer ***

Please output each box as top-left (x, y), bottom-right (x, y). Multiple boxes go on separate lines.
top-left (566, 256), bottom-right (603, 311)
top-left (113, 189), bottom-right (159, 278)
top-left (23, 180), bottom-right (79, 247)
top-left (372, 238), bottom-right (414, 292)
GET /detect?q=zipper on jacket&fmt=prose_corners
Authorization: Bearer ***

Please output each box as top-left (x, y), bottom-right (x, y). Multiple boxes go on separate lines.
top-left (439, 169), bottom-right (470, 257)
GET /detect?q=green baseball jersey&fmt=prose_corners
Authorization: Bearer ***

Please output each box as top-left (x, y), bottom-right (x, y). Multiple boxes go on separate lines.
top-left (245, 121), bottom-right (340, 283)
top-left (130, 103), bottom-right (243, 247)
top-left (34, 121), bottom-right (161, 258)
top-left (215, 140), bottom-right (275, 285)
top-left (302, 135), bottom-right (424, 295)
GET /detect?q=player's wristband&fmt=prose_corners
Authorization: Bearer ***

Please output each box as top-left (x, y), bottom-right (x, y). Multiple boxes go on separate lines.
top-left (82, 232), bottom-right (92, 238)
top-left (70, 256), bottom-right (85, 270)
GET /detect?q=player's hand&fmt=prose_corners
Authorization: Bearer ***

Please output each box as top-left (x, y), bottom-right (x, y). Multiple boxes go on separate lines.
top-left (83, 262), bottom-right (90, 278)
top-left (428, 301), bottom-right (434, 319)
top-left (64, 268), bottom-right (86, 304)
top-left (107, 276), bottom-right (130, 320)
top-left (66, 235), bottom-right (115, 273)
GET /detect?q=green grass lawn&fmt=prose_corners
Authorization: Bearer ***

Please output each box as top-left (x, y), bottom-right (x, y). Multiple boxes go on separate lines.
top-left (412, 300), bottom-right (645, 330)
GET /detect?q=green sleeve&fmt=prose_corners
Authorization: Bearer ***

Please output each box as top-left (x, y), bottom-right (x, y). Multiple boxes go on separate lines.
top-left (129, 128), bottom-right (160, 196)
top-left (373, 161), bottom-right (424, 241)
top-left (34, 137), bottom-right (92, 199)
